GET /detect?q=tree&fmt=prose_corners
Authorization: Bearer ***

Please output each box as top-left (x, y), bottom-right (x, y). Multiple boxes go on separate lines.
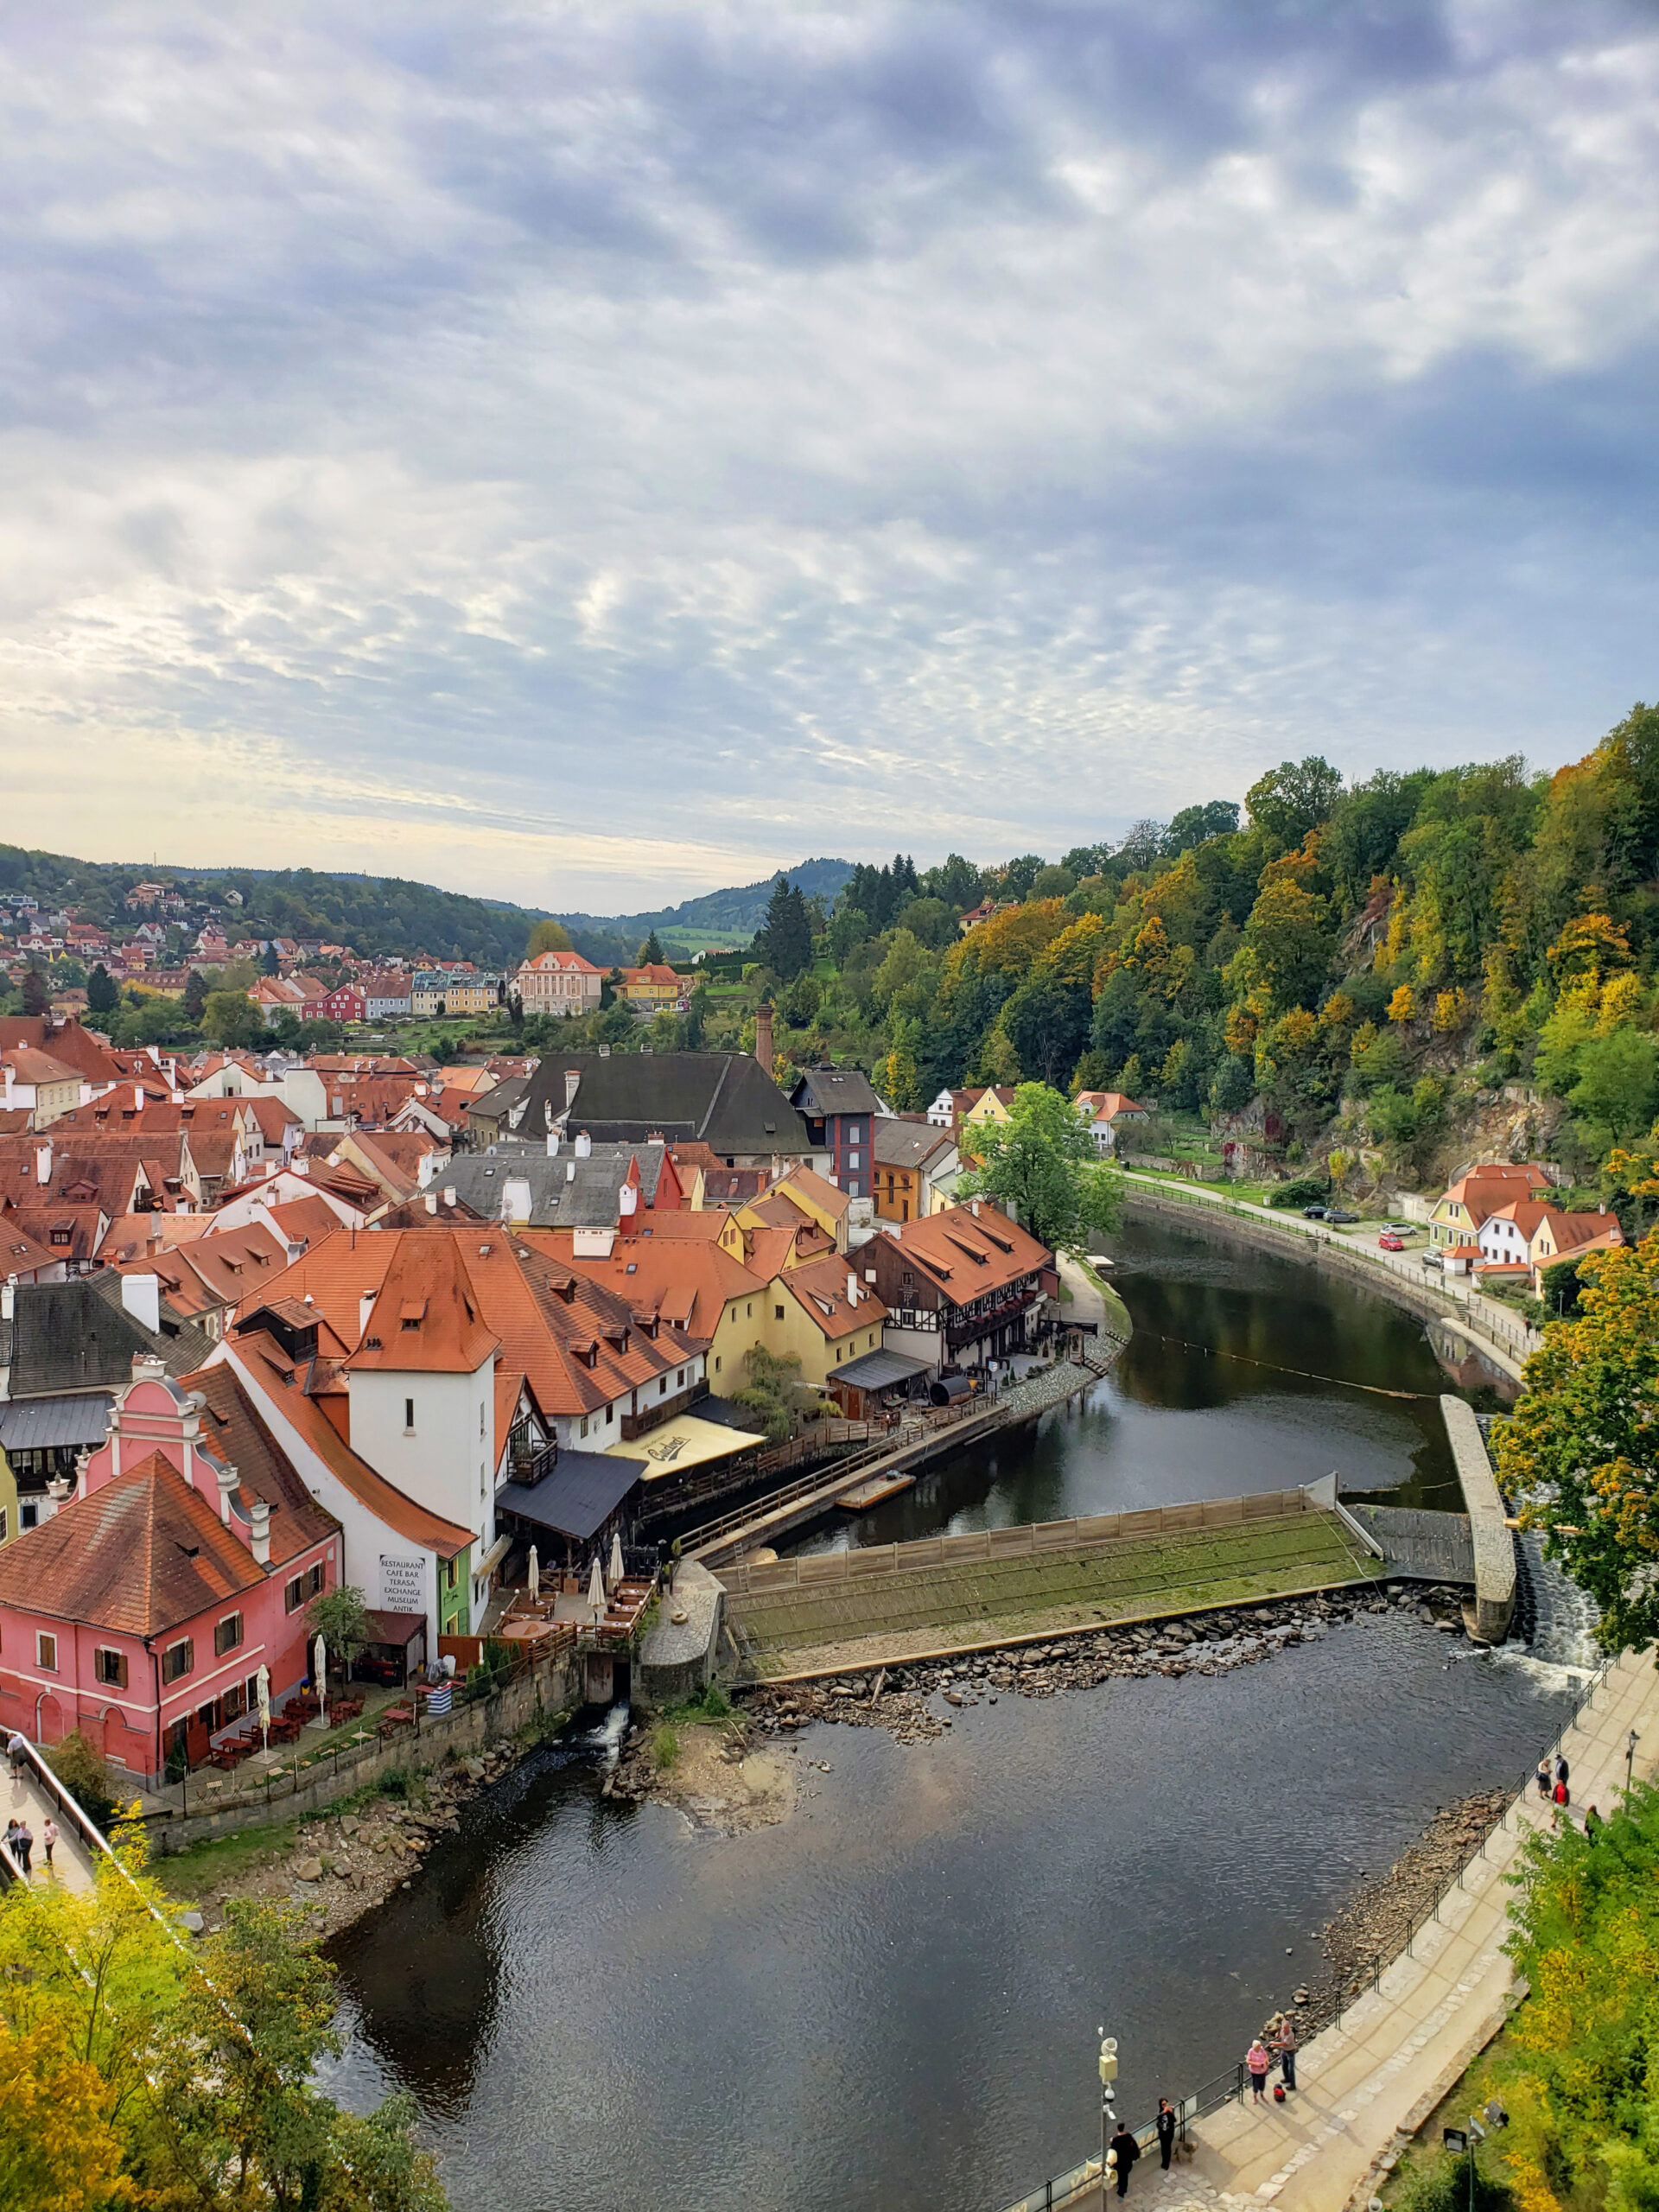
top-left (1494, 1232), bottom-right (1659, 1649)
top-left (20, 966), bottom-right (47, 1018)
top-left (85, 963), bottom-right (119, 1016)
top-left (306, 1582), bottom-right (376, 1674)
top-left (1001, 970), bottom-right (1092, 1088)
top-left (202, 988), bottom-right (266, 1048)
top-left (0, 2019), bottom-right (130, 2212)
top-left (636, 931), bottom-right (664, 965)
top-left (1244, 755), bottom-right (1344, 845)
top-left (1243, 876), bottom-right (1332, 1013)
top-left (732, 1346), bottom-right (809, 1442)
top-left (1166, 800), bottom-right (1240, 853)
top-left (958, 1081), bottom-right (1122, 1253)
top-left (753, 877), bottom-right (812, 982)
top-left (260, 942), bottom-right (280, 976)
top-left (181, 967), bottom-right (207, 1022)
top-left (1571, 1030), bottom-right (1659, 1145)
top-left (918, 854), bottom-right (983, 912)
top-left (526, 918), bottom-right (573, 957)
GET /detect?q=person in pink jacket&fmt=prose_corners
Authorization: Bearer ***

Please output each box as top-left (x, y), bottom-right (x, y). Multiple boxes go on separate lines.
top-left (1247, 2040), bottom-right (1271, 2101)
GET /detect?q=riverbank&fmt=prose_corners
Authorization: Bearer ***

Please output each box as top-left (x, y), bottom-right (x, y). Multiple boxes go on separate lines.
top-left (154, 1709), bottom-right (570, 1942)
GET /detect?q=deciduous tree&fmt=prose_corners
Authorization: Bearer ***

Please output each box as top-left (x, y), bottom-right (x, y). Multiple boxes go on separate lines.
top-left (958, 1081), bottom-right (1122, 1254)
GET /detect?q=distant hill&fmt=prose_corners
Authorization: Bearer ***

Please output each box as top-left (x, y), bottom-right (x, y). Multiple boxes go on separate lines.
top-left (0, 846), bottom-right (555, 970)
top-left (556, 858), bottom-right (854, 959)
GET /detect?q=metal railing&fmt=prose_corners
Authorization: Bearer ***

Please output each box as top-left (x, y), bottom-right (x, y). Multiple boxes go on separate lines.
top-left (0, 1735), bottom-right (119, 1887)
top-left (995, 2066), bottom-right (1245, 2212)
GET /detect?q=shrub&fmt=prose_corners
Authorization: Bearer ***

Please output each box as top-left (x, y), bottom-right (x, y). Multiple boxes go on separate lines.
top-left (47, 1732), bottom-right (118, 1832)
top-left (1268, 1173), bottom-right (1330, 1209)
top-left (652, 1726), bottom-right (679, 1772)
top-left (1395, 2150), bottom-right (1513, 2212)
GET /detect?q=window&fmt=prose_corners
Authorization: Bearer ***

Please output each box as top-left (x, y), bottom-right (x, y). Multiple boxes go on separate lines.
top-left (283, 1575), bottom-right (303, 1614)
top-left (446, 1557), bottom-right (457, 1590)
top-left (677, 1369), bottom-right (685, 1387)
top-left (658, 1377), bottom-right (667, 1395)
top-left (404, 1397), bottom-right (416, 1431)
top-left (161, 1638), bottom-right (194, 1684)
top-left (0, 1507), bottom-right (6, 1542)
top-left (20, 1499), bottom-right (37, 1532)
top-left (746, 1301), bottom-right (753, 1317)
top-left (849, 1151), bottom-right (860, 1170)
top-left (214, 1613), bottom-right (244, 1657)
top-left (222, 1682), bottom-right (245, 1721)
top-left (715, 1356), bottom-right (721, 1374)
top-left (604, 1404), bottom-right (613, 1424)
top-left (774, 1304), bottom-right (785, 1321)
top-left (94, 1647), bottom-right (127, 1688)
top-left (581, 1415), bottom-right (589, 1438)
top-left (37, 1631), bottom-right (57, 1672)
top-left (307, 1562), bottom-right (325, 1599)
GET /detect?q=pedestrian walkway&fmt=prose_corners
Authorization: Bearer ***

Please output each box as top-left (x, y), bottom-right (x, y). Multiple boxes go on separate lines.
top-left (1185, 1643), bottom-right (1659, 2212)
top-left (4, 1755), bottom-right (98, 1894)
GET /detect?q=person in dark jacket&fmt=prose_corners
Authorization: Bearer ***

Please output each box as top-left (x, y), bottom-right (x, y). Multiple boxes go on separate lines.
top-left (1108, 2123), bottom-right (1141, 2199)
top-left (1154, 2100), bottom-right (1178, 2170)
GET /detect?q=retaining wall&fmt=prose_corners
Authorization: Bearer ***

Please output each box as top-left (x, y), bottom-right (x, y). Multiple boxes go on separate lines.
top-left (1348, 1503), bottom-right (1476, 1583)
top-left (144, 1648), bottom-right (582, 1854)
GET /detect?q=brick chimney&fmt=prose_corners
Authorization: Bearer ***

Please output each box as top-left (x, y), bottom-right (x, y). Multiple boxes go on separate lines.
top-left (755, 1002), bottom-right (773, 1074)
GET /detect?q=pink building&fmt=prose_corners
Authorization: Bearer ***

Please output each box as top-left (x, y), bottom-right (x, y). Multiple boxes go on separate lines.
top-left (0, 1357), bottom-right (340, 1783)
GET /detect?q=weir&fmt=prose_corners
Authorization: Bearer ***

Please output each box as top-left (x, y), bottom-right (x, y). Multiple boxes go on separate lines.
top-left (1440, 1394), bottom-right (1516, 1642)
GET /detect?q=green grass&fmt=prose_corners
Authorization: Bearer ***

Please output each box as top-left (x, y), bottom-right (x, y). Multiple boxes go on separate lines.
top-left (652, 1725), bottom-right (681, 1771)
top-left (1378, 2017), bottom-right (1520, 2209)
top-left (150, 1814), bottom-right (308, 1899)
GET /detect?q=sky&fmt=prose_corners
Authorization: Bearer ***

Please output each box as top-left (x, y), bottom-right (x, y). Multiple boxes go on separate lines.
top-left (2, 3), bottom-right (1656, 913)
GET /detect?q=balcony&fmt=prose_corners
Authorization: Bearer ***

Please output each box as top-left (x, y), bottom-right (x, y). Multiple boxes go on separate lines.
top-left (944, 1284), bottom-right (1039, 1349)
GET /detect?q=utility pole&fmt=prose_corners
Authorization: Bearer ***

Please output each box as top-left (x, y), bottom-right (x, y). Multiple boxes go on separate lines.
top-left (1098, 2029), bottom-right (1119, 2205)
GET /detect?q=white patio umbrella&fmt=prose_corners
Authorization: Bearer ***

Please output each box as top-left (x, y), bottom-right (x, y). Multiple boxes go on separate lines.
top-left (528, 1545), bottom-right (540, 1601)
top-left (586, 1553), bottom-right (606, 1623)
top-left (256, 1663), bottom-right (270, 1753)
top-left (608, 1530), bottom-right (624, 1589)
top-left (314, 1633), bottom-right (328, 1729)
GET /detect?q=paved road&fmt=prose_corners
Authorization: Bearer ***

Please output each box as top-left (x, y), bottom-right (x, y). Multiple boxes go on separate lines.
top-left (3, 1757), bottom-right (97, 1893)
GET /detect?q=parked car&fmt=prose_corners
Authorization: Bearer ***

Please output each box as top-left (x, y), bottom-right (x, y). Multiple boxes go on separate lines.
top-left (1324, 1208), bottom-right (1359, 1225)
top-left (1302, 1205), bottom-right (1330, 1221)
top-left (1421, 1248), bottom-right (1444, 1270)
top-left (1377, 1230), bottom-right (1406, 1251)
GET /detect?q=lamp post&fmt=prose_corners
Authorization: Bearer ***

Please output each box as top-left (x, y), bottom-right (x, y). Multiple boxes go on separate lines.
top-left (1627, 1729), bottom-right (1640, 1796)
top-left (1098, 2029), bottom-right (1118, 2205)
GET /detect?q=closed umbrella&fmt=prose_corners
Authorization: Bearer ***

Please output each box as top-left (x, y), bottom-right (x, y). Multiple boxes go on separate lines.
top-left (608, 1531), bottom-right (625, 1590)
top-left (256, 1663), bottom-right (270, 1754)
top-left (587, 1554), bottom-right (606, 1623)
top-left (528, 1545), bottom-right (540, 1601)
top-left (314, 1633), bottom-right (327, 1730)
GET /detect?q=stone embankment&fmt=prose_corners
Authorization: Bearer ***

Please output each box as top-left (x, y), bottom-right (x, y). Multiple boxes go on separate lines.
top-left (741, 1580), bottom-right (1472, 1746)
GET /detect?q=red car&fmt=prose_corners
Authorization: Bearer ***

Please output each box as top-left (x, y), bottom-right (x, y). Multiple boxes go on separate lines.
top-left (1377, 1230), bottom-right (1406, 1251)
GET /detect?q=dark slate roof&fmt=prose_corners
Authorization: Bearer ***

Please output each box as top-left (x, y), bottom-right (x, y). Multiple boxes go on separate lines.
top-left (497, 1449), bottom-right (649, 1541)
top-left (791, 1066), bottom-right (883, 1120)
top-left (467, 1074), bottom-right (528, 1126)
top-left (441, 1142), bottom-right (671, 1229)
top-left (834, 1347), bottom-right (932, 1389)
top-left (2, 1274), bottom-right (213, 1400)
top-left (873, 1118), bottom-right (956, 1170)
top-left (0, 1393), bottom-right (112, 1452)
top-left (516, 1052), bottom-right (810, 1159)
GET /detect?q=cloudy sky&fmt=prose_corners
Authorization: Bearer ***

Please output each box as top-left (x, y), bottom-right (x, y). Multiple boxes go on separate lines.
top-left (3, 3), bottom-right (1656, 911)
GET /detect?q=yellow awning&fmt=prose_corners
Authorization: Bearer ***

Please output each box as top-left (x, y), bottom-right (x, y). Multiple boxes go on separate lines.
top-left (606, 1412), bottom-right (765, 1478)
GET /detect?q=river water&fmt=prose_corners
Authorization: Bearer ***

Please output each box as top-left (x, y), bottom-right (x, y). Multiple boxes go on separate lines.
top-left (322, 1220), bottom-right (1575, 2212)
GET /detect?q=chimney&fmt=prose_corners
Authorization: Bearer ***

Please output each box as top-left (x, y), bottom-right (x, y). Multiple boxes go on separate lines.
top-left (42, 1473), bottom-right (72, 1521)
top-left (564, 1069), bottom-right (581, 1109)
top-left (755, 1003), bottom-right (773, 1073)
top-left (359, 1290), bottom-right (378, 1338)
top-left (442, 1185), bottom-right (456, 1207)
top-left (216, 1460), bottom-right (239, 1525)
top-left (575, 1130), bottom-right (592, 1159)
top-left (546, 1129), bottom-right (561, 1158)
top-left (121, 1271), bottom-right (162, 1335)
top-left (425, 1191), bottom-right (438, 1213)
top-left (134, 1082), bottom-right (144, 1111)
top-left (970, 1198), bottom-right (981, 1217)
top-left (620, 1182), bottom-right (639, 1217)
top-left (2, 1065), bottom-right (11, 1109)
top-left (35, 1141), bottom-right (51, 1185)
top-left (130, 1351), bottom-right (166, 1383)
top-left (250, 1497), bottom-right (271, 1566)
top-left (847, 1270), bottom-right (858, 1304)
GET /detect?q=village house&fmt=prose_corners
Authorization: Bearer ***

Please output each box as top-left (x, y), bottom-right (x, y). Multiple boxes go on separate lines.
top-left (516, 947), bottom-right (603, 1018)
top-left (1, 1046), bottom-right (89, 1128)
top-left (0, 1360), bottom-right (340, 1783)
top-left (359, 971), bottom-right (415, 1020)
top-left (515, 1049), bottom-right (812, 1173)
top-left (788, 1066), bottom-right (882, 1200)
top-left (1475, 1198), bottom-right (1625, 1294)
top-left (871, 1119), bottom-right (959, 1224)
top-left (1427, 1163), bottom-right (1555, 1268)
top-left (1072, 1090), bottom-right (1147, 1157)
top-left (864, 1200), bottom-right (1055, 1376)
top-left (616, 963), bottom-right (684, 1013)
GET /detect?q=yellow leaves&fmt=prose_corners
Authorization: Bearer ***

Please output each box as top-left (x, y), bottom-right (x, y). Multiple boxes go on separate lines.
top-left (956, 899), bottom-right (1070, 982)
top-left (0, 2019), bottom-right (133, 2211)
top-left (1035, 912), bottom-right (1110, 992)
top-left (1388, 984), bottom-right (1416, 1024)
top-left (1273, 1007), bottom-right (1319, 1058)
top-left (1433, 987), bottom-right (1469, 1033)
top-left (1548, 912), bottom-right (1633, 987)
top-left (1598, 971), bottom-right (1644, 1036)
top-left (1319, 990), bottom-right (1355, 1034)
top-left (1350, 1019), bottom-right (1379, 1062)
top-left (1126, 913), bottom-right (1170, 975)
top-left (1224, 1003), bottom-right (1259, 1058)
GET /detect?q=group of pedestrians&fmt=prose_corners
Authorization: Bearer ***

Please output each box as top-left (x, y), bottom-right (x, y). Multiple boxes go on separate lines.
top-left (2, 1814), bottom-right (55, 1876)
top-left (1104, 2026), bottom-right (1300, 2200)
top-left (1535, 1752), bottom-right (1599, 1829)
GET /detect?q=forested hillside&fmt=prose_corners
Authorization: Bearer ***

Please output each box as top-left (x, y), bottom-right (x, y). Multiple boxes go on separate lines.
top-left (556, 856), bottom-right (853, 956)
top-left (718, 708), bottom-right (1659, 1225)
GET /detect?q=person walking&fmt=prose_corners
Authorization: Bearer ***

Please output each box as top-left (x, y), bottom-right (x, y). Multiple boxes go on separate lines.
top-left (1585, 1803), bottom-right (1603, 1836)
top-left (1555, 1753), bottom-right (1570, 1790)
top-left (1154, 2099), bottom-right (1178, 2171)
top-left (1554, 1776), bottom-right (1571, 1811)
top-left (1275, 2015), bottom-right (1298, 2093)
top-left (1535, 1760), bottom-right (1551, 1801)
top-left (41, 1815), bottom-right (58, 1871)
top-left (1108, 2121), bottom-right (1140, 2199)
top-left (7, 1729), bottom-right (26, 1779)
top-left (14, 1819), bottom-right (32, 1876)
top-left (1247, 2039), bottom-right (1271, 2102)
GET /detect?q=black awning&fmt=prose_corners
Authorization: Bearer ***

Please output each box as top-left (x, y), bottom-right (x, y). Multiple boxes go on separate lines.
top-left (498, 1451), bottom-right (649, 1542)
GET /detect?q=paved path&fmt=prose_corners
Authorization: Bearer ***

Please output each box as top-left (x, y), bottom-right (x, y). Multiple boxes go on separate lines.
top-left (1182, 1643), bottom-right (1659, 2212)
top-left (3, 1757), bottom-right (97, 1893)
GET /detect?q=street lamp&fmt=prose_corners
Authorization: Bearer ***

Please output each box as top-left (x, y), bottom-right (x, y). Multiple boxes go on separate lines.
top-left (1627, 1730), bottom-right (1640, 1796)
top-left (1098, 2030), bottom-right (1119, 2201)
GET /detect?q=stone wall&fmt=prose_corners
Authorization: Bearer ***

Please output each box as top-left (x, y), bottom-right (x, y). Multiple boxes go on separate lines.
top-left (1440, 1394), bottom-right (1516, 1642)
top-left (1348, 1503), bottom-right (1476, 1584)
top-left (144, 1648), bottom-right (582, 1855)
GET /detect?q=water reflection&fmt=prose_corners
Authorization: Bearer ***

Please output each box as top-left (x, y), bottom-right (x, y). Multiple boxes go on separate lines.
top-left (797, 1219), bottom-right (1468, 1558)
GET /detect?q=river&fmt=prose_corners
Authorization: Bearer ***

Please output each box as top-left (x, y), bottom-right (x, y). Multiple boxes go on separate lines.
top-left (321, 1219), bottom-right (1574, 2212)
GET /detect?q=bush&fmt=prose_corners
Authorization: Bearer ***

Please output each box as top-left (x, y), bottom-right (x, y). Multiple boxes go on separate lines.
top-left (47, 1731), bottom-right (118, 1831)
top-left (1396, 2150), bottom-right (1514, 2212)
top-left (1268, 1173), bottom-right (1331, 1209)
top-left (652, 1725), bottom-right (679, 1772)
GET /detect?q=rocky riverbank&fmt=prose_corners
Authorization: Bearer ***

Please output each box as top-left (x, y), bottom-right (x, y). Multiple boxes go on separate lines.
top-left (157, 1732), bottom-right (552, 1943)
top-left (604, 1718), bottom-right (796, 1833)
top-left (741, 1580), bottom-right (1472, 1745)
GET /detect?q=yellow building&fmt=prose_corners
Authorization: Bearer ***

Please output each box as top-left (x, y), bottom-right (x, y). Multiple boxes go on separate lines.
top-left (0, 1445), bottom-right (17, 1547)
top-left (767, 1251), bottom-right (888, 1389)
top-left (617, 963), bottom-right (683, 1009)
top-left (729, 1165), bottom-right (851, 1255)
